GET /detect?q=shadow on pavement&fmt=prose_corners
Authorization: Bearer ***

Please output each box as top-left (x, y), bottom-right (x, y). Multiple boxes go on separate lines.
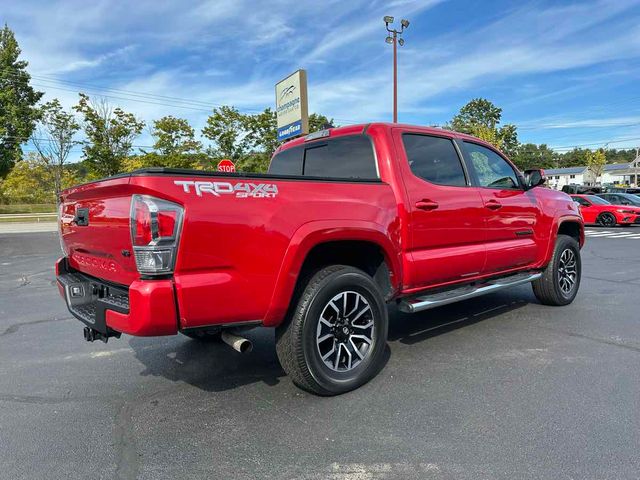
top-left (130, 289), bottom-right (530, 394)
top-left (387, 290), bottom-right (530, 345)
top-left (130, 327), bottom-right (286, 393)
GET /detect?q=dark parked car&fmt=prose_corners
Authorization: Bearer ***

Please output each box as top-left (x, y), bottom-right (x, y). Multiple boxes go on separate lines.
top-left (606, 187), bottom-right (640, 194)
top-left (562, 185), bottom-right (603, 194)
top-left (598, 193), bottom-right (640, 207)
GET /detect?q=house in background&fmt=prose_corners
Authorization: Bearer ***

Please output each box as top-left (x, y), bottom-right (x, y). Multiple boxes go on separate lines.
top-left (544, 162), bottom-right (639, 190)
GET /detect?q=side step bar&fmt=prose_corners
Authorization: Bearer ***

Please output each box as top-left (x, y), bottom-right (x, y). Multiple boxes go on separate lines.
top-left (398, 272), bottom-right (542, 313)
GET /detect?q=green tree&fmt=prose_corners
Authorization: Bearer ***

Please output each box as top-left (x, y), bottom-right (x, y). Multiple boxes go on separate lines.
top-left (605, 148), bottom-right (636, 164)
top-left (512, 143), bottom-right (557, 170)
top-left (202, 106), bottom-right (336, 173)
top-left (450, 98), bottom-right (502, 133)
top-left (73, 93), bottom-right (145, 177)
top-left (0, 153), bottom-right (53, 203)
top-left (586, 149), bottom-right (607, 183)
top-left (308, 113), bottom-right (335, 133)
top-left (121, 152), bottom-right (211, 172)
top-left (32, 99), bottom-right (80, 198)
top-left (152, 116), bottom-right (201, 155)
top-left (559, 148), bottom-right (590, 167)
top-left (498, 124), bottom-right (519, 159)
top-left (243, 108), bottom-right (279, 159)
top-left (448, 98), bottom-right (519, 156)
top-left (0, 25), bottom-right (43, 177)
top-left (202, 106), bottom-right (247, 160)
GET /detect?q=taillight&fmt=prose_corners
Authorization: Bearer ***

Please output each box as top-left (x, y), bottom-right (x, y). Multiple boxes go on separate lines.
top-left (130, 195), bottom-right (184, 276)
top-left (58, 201), bottom-right (69, 256)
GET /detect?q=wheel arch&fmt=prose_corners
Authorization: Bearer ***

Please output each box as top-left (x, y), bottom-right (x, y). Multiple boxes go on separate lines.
top-left (263, 220), bottom-right (401, 327)
top-left (541, 215), bottom-right (584, 267)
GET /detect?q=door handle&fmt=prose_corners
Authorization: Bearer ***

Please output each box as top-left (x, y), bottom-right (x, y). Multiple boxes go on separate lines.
top-left (416, 200), bottom-right (439, 211)
top-left (486, 201), bottom-right (502, 210)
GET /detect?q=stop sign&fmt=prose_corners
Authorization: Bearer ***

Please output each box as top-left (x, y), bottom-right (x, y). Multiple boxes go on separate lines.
top-left (217, 159), bottom-right (236, 173)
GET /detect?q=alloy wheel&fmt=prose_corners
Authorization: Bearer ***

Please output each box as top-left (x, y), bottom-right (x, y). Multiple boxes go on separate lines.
top-left (315, 290), bottom-right (375, 372)
top-left (557, 248), bottom-right (578, 296)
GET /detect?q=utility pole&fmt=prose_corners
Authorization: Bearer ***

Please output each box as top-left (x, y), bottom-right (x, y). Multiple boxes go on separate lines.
top-left (634, 147), bottom-right (639, 187)
top-left (384, 16), bottom-right (409, 123)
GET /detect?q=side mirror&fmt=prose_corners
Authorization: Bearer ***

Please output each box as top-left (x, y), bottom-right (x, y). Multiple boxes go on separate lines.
top-left (524, 169), bottom-right (546, 190)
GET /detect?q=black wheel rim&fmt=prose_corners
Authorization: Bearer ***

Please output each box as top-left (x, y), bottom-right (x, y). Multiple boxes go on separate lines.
top-left (600, 213), bottom-right (615, 226)
top-left (315, 290), bottom-right (375, 372)
top-left (557, 248), bottom-right (578, 296)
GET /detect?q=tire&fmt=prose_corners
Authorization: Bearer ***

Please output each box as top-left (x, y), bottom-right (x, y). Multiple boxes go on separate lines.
top-left (532, 234), bottom-right (581, 306)
top-left (596, 212), bottom-right (617, 227)
top-left (276, 265), bottom-right (388, 396)
top-left (181, 329), bottom-right (222, 342)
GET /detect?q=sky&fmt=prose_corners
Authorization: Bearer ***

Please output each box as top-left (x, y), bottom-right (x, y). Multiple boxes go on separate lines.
top-left (3, 0), bottom-right (640, 160)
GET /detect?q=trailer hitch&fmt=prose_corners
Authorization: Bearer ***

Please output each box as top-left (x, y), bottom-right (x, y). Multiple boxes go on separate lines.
top-left (83, 327), bottom-right (121, 343)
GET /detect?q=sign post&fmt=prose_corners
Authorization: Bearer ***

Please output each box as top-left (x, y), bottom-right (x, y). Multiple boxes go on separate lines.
top-left (275, 70), bottom-right (309, 142)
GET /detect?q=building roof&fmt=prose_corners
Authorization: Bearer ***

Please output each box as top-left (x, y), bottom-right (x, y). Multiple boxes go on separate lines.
top-left (545, 162), bottom-right (633, 176)
top-left (545, 166), bottom-right (586, 175)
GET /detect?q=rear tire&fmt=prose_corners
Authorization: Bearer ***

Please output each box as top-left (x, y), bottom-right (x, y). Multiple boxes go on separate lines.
top-left (276, 265), bottom-right (388, 396)
top-left (596, 212), bottom-right (617, 227)
top-left (532, 234), bottom-right (581, 306)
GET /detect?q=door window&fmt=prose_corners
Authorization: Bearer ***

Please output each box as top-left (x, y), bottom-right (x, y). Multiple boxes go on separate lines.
top-left (402, 134), bottom-right (467, 186)
top-left (464, 142), bottom-right (520, 189)
top-left (572, 196), bottom-right (591, 207)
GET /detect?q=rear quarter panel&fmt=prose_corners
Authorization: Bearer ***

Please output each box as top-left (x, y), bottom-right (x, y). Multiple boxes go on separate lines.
top-left (128, 175), bottom-right (400, 328)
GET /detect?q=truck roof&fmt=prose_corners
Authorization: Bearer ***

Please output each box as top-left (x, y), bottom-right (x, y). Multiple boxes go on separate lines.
top-left (274, 122), bottom-right (495, 156)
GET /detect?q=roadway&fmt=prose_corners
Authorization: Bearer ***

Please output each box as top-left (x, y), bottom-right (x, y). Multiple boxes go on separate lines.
top-left (1, 228), bottom-right (639, 479)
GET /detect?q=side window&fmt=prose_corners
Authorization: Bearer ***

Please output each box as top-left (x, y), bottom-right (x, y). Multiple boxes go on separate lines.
top-left (303, 135), bottom-right (378, 179)
top-left (269, 147), bottom-right (302, 175)
top-left (402, 134), bottom-right (467, 186)
top-left (464, 142), bottom-right (520, 189)
top-left (572, 197), bottom-right (590, 207)
top-left (268, 135), bottom-right (377, 179)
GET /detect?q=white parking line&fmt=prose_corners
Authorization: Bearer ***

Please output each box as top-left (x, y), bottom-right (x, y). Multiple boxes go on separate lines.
top-left (584, 229), bottom-right (640, 239)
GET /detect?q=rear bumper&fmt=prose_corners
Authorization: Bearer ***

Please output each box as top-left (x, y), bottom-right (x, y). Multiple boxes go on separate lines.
top-left (56, 258), bottom-right (178, 337)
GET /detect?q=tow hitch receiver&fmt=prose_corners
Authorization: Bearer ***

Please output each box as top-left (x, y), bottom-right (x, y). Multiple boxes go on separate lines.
top-left (83, 326), bottom-right (121, 343)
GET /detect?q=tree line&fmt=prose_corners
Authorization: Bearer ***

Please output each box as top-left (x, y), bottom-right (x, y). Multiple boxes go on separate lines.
top-left (0, 25), bottom-right (636, 204)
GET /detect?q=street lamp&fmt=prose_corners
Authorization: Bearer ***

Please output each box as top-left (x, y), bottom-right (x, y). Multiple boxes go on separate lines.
top-left (384, 16), bottom-right (409, 123)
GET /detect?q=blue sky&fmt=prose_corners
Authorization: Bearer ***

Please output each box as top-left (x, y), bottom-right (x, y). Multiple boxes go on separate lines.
top-left (4, 0), bottom-right (640, 158)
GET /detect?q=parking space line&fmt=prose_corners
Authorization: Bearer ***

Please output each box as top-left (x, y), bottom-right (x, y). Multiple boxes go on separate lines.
top-left (584, 229), bottom-right (640, 239)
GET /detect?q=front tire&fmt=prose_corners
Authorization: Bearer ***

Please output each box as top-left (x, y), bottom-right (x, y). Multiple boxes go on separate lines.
top-left (276, 265), bottom-right (388, 396)
top-left (532, 234), bottom-right (581, 306)
top-left (597, 212), bottom-right (617, 227)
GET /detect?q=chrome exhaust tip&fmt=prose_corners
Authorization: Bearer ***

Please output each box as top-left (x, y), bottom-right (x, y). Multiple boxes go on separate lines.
top-left (221, 331), bottom-right (253, 354)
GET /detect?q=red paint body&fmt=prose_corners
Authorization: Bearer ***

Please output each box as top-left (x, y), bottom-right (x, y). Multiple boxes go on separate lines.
top-left (57, 123), bottom-right (583, 337)
top-left (570, 194), bottom-right (640, 225)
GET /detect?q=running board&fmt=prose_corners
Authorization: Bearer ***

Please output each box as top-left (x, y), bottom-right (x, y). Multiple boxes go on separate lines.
top-left (398, 272), bottom-right (542, 313)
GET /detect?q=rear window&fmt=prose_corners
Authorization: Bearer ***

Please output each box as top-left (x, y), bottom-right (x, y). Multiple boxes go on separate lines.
top-left (269, 134), bottom-right (378, 179)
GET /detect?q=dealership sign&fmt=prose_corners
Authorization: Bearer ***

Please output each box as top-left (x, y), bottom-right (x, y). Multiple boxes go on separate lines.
top-left (275, 69), bottom-right (309, 141)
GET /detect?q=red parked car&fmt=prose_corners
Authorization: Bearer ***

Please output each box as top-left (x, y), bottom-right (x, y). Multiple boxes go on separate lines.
top-left (56, 123), bottom-right (584, 395)
top-left (570, 194), bottom-right (640, 226)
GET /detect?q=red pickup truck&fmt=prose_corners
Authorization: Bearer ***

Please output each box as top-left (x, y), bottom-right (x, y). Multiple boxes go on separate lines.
top-left (56, 123), bottom-right (584, 395)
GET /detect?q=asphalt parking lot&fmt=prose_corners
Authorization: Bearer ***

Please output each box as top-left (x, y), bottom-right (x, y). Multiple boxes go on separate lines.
top-left (1, 228), bottom-right (640, 480)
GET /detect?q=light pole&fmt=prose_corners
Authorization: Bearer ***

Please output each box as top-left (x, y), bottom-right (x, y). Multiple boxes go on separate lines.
top-left (384, 16), bottom-right (409, 123)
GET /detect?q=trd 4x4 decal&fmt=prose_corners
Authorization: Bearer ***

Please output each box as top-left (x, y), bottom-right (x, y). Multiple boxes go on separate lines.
top-left (174, 180), bottom-right (278, 198)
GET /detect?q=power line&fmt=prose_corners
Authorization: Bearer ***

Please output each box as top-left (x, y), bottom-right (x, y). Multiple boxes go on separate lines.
top-left (2, 69), bottom-right (361, 124)
top-left (551, 136), bottom-right (640, 151)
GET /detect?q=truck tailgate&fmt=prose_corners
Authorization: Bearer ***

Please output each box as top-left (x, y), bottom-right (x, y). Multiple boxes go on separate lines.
top-left (59, 176), bottom-right (139, 286)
